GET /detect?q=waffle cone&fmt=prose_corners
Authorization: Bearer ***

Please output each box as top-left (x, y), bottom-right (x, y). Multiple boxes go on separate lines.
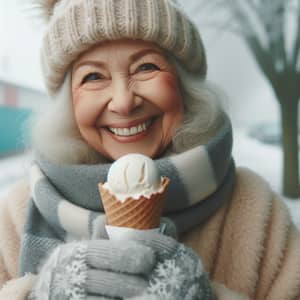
top-left (98, 177), bottom-right (170, 230)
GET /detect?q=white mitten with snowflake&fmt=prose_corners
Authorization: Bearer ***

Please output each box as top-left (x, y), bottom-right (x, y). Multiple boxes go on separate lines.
top-left (127, 230), bottom-right (215, 300)
top-left (28, 239), bottom-right (156, 300)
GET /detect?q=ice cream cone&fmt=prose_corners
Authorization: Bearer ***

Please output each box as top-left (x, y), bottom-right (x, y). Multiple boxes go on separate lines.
top-left (98, 177), bottom-right (170, 230)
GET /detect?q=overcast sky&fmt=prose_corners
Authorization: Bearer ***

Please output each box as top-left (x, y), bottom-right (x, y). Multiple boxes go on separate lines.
top-left (0, 0), bottom-right (280, 128)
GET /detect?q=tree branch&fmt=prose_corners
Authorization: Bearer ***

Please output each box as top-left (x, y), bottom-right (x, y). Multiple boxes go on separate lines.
top-left (292, 3), bottom-right (300, 69)
top-left (269, 2), bottom-right (288, 71)
top-left (247, 0), bottom-right (288, 71)
top-left (225, 0), bottom-right (277, 83)
top-left (243, 35), bottom-right (277, 84)
top-left (194, 0), bottom-right (279, 82)
top-left (225, 0), bottom-right (257, 36)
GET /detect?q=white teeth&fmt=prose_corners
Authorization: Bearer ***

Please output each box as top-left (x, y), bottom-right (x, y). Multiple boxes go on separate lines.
top-left (108, 120), bottom-right (153, 136)
top-left (130, 127), bottom-right (138, 135)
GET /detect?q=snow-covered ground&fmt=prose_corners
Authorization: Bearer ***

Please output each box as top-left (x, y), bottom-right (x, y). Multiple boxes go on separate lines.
top-left (1, 128), bottom-right (300, 227)
top-left (233, 128), bottom-right (282, 193)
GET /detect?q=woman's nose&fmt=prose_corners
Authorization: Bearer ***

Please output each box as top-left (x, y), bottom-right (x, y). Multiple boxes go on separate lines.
top-left (108, 81), bottom-right (143, 116)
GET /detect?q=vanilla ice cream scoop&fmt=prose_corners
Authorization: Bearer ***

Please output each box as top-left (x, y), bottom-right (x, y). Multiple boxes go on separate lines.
top-left (104, 153), bottom-right (164, 202)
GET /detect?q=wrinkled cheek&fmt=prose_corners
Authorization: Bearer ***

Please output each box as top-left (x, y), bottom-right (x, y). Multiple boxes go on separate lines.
top-left (76, 119), bottom-right (104, 152)
top-left (161, 112), bottom-right (183, 146)
top-left (74, 104), bottom-right (93, 126)
top-left (160, 97), bottom-right (182, 112)
top-left (152, 76), bottom-right (183, 111)
top-left (157, 85), bottom-right (183, 146)
top-left (73, 97), bottom-right (105, 127)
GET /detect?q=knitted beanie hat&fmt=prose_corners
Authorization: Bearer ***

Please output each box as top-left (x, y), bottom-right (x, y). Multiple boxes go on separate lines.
top-left (37, 0), bottom-right (207, 95)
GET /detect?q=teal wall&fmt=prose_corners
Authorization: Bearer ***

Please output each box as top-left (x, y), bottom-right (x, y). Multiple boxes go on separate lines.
top-left (0, 107), bottom-right (32, 154)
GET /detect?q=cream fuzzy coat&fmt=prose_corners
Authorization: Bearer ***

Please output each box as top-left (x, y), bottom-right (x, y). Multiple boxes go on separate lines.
top-left (1, 167), bottom-right (300, 300)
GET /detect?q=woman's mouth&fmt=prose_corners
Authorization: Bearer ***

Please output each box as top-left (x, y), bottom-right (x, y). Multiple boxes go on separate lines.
top-left (107, 119), bottom-right (152, 136)
top-left (103, 117), bottom-right (157, 142)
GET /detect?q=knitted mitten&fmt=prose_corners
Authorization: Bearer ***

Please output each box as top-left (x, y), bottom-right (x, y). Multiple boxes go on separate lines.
top-left (29, 218), bottom-right (213, 300)
top-left (28, 240), bottom-right (155, 300)
top-left (128, 230), bottom-right (215, 300)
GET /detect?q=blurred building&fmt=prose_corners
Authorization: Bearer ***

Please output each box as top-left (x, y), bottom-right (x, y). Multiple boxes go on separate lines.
top-left (0, 79), bottom-right (46, 155)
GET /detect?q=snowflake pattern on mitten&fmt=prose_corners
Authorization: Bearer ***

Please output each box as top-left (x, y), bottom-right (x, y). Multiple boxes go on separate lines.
top-left (29, 243), bottom-right (88, 300)
top-left (145, 244), bottom-right (214, 300)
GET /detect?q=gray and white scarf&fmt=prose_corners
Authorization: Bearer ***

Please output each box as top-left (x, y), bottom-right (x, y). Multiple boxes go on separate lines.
top-left (20, 115), bottom-right (235, 276)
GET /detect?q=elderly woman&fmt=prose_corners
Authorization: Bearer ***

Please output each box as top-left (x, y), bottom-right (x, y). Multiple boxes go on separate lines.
top-left (1, 0), bottom-right (300, 299)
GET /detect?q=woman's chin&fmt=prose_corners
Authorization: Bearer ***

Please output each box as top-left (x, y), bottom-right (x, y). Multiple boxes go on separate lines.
top-left (106, 146), bottom-right (160, 161)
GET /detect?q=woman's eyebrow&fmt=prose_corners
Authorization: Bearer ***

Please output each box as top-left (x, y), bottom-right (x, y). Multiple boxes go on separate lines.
top-left (73, 61), bottom-right (106, 73)
top-left (73, 48), bottom-right (165, 72)
top-left (129, 48), bottom-right (165, 62)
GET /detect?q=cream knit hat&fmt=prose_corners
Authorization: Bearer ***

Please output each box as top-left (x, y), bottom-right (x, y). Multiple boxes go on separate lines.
top-left (38, 0), bottom-right (207, 95)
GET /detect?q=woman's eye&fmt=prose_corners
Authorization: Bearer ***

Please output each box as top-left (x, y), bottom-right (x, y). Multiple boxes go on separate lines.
top-left (81, 73), bottom-right (103, 84)
top-left (137, 63), bottom-right (160, 72)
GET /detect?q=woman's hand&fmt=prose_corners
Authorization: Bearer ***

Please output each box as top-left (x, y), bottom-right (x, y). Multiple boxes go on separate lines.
top-left (29, 218), bottom-right (214, 300)
top-left (128, 226), bottom-right (215, 300)
top-left (29, 239), bottom-right (156, 299)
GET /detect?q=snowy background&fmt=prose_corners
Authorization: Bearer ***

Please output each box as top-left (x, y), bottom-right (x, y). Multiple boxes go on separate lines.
top-left (1, 1), bottom-right (300, 226)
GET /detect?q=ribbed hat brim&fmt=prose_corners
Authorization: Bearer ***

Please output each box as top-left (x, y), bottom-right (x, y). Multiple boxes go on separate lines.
top-left (41, 0), bottom-right (207, 95)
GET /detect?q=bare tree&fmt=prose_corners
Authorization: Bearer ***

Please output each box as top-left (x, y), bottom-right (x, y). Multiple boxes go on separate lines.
top-left (188, 0), bottom-right (300, 198)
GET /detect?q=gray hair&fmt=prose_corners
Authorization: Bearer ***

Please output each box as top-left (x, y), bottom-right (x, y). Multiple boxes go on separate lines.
top-left (170, 57), bottom-right (227, 152)
top-left (31, 58), bottom-right (228, 164)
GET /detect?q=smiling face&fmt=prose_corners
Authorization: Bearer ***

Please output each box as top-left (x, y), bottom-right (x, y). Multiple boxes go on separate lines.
top-left (71, 39), bottom-right (184, 161)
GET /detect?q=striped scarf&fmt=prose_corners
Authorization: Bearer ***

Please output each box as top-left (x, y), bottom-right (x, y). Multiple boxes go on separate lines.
top-left (19, 115), bottom-right (235, 276)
